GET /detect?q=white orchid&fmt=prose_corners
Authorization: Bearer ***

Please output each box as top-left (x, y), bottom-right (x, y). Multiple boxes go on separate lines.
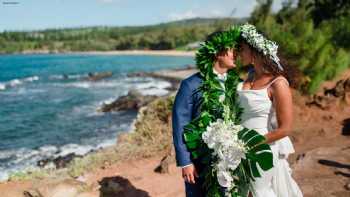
top-left (201, 118), bottom-right (247, 188)
top-left (217, 170), bottom-right (234, 188)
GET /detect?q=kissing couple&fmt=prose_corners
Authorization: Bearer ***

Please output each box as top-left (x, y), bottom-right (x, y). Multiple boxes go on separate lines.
top-left (172, 24), bottom-right (303, 197)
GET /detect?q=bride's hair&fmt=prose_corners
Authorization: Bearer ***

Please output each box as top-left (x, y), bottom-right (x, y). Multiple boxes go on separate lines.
top-left (238, 36), bottom-right (298, 87)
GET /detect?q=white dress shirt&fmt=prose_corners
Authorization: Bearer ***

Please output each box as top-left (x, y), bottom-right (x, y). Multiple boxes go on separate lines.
top-left (212, 67), bottom-right (227, 81)
top-left (212, 67), bottom-right (227, 89)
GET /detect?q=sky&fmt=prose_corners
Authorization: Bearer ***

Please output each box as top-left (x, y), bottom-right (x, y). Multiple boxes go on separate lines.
top-left (0, 0), bottom-right (285, 32)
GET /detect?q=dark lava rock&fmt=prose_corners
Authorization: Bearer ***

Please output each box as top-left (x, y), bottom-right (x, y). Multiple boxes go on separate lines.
top-left (37, 153), bottom-right (83, 169)
top-left (53, 153), bottom-right (82, 169)
top-left (98, 89), bottom-right (158, 112)
top-left (99, 176), bottom-right (150, 197)
top-left (84, 71), bottom-right (113, 81)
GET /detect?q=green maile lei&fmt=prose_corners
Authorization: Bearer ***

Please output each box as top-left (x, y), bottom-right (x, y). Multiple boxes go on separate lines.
top-left (183, 26), bottom-right (274, 197)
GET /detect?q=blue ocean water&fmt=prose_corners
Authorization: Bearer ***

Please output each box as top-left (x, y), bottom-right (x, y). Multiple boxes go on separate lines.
top-left (0, 54), bottom-right (194, 180)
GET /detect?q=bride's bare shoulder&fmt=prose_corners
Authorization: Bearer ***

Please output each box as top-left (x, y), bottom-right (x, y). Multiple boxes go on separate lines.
top-left (268, 75), bottom-right (290, 97)
top-left (272, 75), bottom-right (290, 87)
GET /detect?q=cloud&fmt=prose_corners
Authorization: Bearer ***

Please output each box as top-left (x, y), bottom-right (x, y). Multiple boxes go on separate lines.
top-left (168, 10), bottom-right (198, 21)
top-left (206, 9), bottom-right (224, 17)
top-left (97, 0), bottom-right (116, 3)
top-left (168, 9), bottom-right (229, 21)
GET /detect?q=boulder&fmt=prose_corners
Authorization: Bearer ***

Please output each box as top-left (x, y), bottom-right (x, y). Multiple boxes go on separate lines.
top-left (306, 94), bottom-right (335, 110)
top-left (85, 72), bottom-right (113, 81)
top-left (23, 189), bottom-right (43, 197)
top-left (53, 153), bottom-right (82, 169)
top-left (342, 118), bottom-right (350, 136)
top-left (307, 77), bottom-right (350, 109)
top-left (345, 182), bottom-right (350, 191)
top-left (154, 146), bottom-right (175, 174)
top-left (98, 176), bottom-right (150, 197)
top-left (98, 89), bottom-right (157, 112)
top-left (37, 153), bottom-right (82, 169)
top-left (324, 78), bottom-right (350, 97)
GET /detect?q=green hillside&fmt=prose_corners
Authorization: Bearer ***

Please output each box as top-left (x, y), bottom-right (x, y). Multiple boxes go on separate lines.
top-left (0, 17), bottom-right (247, 54)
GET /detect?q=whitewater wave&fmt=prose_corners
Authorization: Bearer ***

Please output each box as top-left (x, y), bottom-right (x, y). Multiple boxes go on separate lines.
top-left (0, 84), bottom-right (5, 90)
top-left (71, 97), bottom-right (122, 117)
top-left (76, 77), bottom-right (172, 115)
top-left (140, 88), bottom-right (169, 96)
top-left (60, 80), bottom-right (124, 89)
top-left (133, 80), bottom-right (171, 90)
top-left (54, 75), bottom-right (171, 96)
top-left (0, 139), bottom-right (117, 182)
top-left (132, 79), bottom-right (171, 96)
top-left (100, 97), bottom-right (117, 105)
top-left (65, 76), bottom-right (171, 116)
top-left (0, 76), bottom-right (40, 91)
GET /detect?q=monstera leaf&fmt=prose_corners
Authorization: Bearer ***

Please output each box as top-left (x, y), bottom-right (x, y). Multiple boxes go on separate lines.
top-left (238, 127), bottom-right (273, 180)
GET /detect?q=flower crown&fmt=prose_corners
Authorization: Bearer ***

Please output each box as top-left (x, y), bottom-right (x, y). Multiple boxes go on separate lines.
top-left (240, 24), bottom-right (284, 71)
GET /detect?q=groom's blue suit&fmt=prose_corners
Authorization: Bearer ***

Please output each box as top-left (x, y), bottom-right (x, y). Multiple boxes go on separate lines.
top-left (172, 71), bottom-right (205, 197)
top-left (172, 70), bottom-right (242, 196)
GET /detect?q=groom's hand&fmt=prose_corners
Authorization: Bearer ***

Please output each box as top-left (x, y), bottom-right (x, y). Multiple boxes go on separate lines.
top-left (182, 164), bottom-right (199, 184)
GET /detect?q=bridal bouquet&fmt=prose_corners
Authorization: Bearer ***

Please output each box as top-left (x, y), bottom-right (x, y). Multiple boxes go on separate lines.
top-left (202, 118), bottom-right (246, 189)
top-left (183, 25), bottom-right (273, 197)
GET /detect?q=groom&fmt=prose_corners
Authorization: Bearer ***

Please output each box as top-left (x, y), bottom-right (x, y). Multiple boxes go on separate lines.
top-left (172, 32), bottom-right (238, 197)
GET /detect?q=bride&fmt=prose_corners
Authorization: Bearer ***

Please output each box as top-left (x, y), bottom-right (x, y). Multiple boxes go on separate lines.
top-left (236, 24), bottom-right (303, 197)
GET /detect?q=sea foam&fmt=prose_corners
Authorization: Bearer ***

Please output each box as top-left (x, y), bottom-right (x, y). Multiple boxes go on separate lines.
top-left (0, 76), bottom-right (40, 91)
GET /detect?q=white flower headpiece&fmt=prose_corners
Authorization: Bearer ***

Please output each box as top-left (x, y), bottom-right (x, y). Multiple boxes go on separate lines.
top-left (240, 23), bottom-right (284, 71)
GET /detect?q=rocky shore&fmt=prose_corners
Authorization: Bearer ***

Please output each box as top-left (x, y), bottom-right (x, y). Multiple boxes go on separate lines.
top-left (1, 67), bottom-right (350, 197)
top-left (30, 67), bottom-right (198, 172)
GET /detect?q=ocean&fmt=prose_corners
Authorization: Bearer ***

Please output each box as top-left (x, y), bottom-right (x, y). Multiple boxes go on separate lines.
top-left (0, 53), bottom-right (194, 181)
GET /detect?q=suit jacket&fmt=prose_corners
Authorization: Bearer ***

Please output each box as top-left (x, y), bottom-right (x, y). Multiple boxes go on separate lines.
top-left (172, 72), bottom-right (204, 167)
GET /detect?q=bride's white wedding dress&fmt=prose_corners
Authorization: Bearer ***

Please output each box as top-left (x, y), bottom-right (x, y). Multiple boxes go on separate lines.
top-left (237, 76), bottom-right (303, 197)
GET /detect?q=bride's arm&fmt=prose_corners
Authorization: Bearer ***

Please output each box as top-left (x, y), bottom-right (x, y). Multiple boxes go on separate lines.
top-left (264, 78), bottom-right (293, 144)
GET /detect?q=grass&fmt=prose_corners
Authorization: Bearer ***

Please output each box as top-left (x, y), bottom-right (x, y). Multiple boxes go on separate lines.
top-left (8, 167), bottom-right (53, 181)
top-left (67, 94), bottom-right (175, 177)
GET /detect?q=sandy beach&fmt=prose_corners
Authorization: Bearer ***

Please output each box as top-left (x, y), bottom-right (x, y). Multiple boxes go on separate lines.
top-left (18, 50), bottom-right (196, 57)
top-left (77, 50), bottom-right (195, 56)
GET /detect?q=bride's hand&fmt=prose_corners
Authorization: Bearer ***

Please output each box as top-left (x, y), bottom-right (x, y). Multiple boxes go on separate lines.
top-left (182, 164), bottom-right (199, 184)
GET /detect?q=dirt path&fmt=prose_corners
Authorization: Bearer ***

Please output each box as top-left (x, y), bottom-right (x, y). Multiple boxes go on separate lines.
top-left (0, 155), bottom-right (186, 197)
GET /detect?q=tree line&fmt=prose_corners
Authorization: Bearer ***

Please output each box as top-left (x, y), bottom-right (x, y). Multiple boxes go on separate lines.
top-left (250, 0), bottom-right (350, 94)
top-left (0, 18), bottom-right (244, 54)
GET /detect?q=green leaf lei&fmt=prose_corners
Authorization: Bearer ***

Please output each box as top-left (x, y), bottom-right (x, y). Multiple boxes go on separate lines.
top-left (183, 25), bottom-right (274, 197)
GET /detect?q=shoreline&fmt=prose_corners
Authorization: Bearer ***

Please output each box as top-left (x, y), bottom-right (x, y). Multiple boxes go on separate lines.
top-left (3, 50), bottom-right (196, 57)
top-left (0, 66), bottom-right (197, 183)
top-left (75, 50), bottom-right (195, 57)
